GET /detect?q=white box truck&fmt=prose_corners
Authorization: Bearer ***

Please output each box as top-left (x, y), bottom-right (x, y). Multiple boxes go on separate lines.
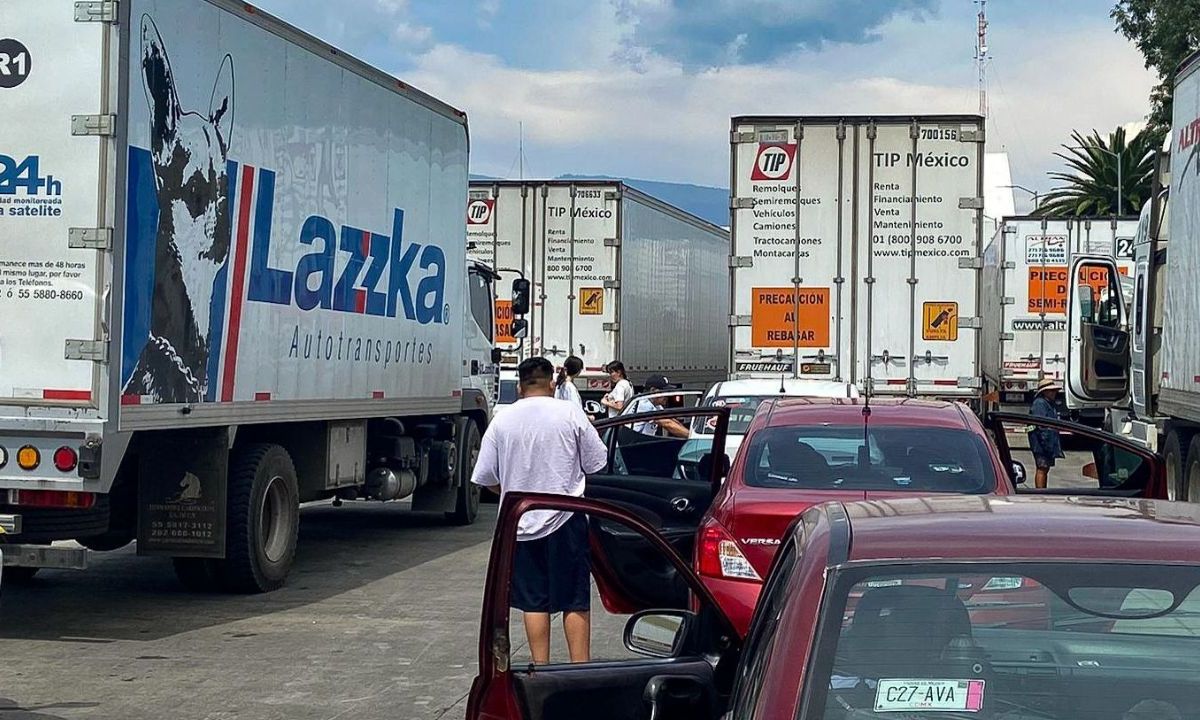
top-left (728, 115), bottom-right (987, 403)
top-left (0, 0), bottom-right (503, 592)
top-left (466, 180), bottom-right (729, 396)
top-left (982, 216), bottom-right (1137, 419)
top-left (1066, 47), bottom-right (1200, 499)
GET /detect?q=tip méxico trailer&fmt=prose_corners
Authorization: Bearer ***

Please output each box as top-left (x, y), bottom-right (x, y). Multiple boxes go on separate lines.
top-left (728, 115), bottom-right (986, 405)
top-left (0, 0), bottom-right (507, 592)
top-left (466, 180), bottom-right (730, 397)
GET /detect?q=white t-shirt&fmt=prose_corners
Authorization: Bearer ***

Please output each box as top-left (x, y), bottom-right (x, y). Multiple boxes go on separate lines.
top-left (605, 378), bottom-right (634, 418)
top-left (554, 379), bottom-right (581, 405)
top-left (471, 396), bottom-right (608, 540)
top-left (628, 398), bottom-right (659, 435)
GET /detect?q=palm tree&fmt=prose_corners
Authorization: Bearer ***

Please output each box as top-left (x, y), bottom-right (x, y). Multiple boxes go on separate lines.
top-left (1035, 127), bottom-right (1159, 217)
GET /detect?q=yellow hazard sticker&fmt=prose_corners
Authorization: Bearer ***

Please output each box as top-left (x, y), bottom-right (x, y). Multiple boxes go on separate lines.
top-left (923, 302), bottom-right (958, 341)
top-left (579, 287), bottom-right (604, 315)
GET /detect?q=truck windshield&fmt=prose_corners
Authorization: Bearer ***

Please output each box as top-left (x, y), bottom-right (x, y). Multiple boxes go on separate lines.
top-left (498, 380), bottom-right (518, 405)
top-left (807, 562), bottom-right (1200, 720)
top-left (740, 425), bottom-right (995, 493)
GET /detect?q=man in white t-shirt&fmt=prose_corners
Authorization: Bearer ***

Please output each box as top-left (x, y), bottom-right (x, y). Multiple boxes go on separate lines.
top-left (471, 357), bottom-right (608, 664)
top-left (600, 360), bottom-right (634, 418)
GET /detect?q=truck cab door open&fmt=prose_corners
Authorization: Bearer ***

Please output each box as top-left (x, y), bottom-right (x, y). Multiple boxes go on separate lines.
top-left (586, 407), bottom-right (730, 610)
top-left (987, 412), bottom-right (1166, 498)
top-left (467, 492), bottom-right (740, 720)
top-left (1066, 256), bottom-right (1131, 407)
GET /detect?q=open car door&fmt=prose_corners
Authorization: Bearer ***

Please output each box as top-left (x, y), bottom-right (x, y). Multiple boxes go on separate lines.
top-left (468, 492), bottom-right (741, 720)
top-left (586, 407), bottom-right (731, 610)
top-left (1065, 255), bottom-right (1131, 410)
top-left (987, 412), bottom-right (1166, 498)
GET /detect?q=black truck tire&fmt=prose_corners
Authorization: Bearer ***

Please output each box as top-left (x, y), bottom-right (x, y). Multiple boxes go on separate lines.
top-left (1187, 436), bottom-right (1200, 505)
top-left (3, 567), bottom-right (39, 584)
top-left (1164, 430), bottom-right (1188, 502)
top-left (446, 418), bottom-right (482, 526)
top-left (217, 444), bottom-right (300, 593)
top-left (172, 557), bottom-right (220, 593)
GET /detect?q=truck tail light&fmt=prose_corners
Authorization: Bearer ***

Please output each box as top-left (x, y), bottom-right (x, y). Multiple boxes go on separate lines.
top-left (53, 446), bottom-right (78, 473)
top-left (11, 490), bottom-right (96, 509)
top-left (697, 520), bottom-right (761, 582)
top-left (17, 445), bottom-right (40, 471)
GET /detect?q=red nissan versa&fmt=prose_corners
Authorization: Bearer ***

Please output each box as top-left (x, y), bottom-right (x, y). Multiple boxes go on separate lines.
top-left (696, 397), bottom-right (1014, 634)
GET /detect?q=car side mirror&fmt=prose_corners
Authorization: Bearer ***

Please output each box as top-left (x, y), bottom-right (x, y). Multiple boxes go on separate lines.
top-left (511, 318), bottom-right (528, 340)
top-left (1011, 460), bottom-right (1027, 486)
top-left (511, 278), bottom-right (531, 316)
top-left (624, 610), bottom-right (690, 658)
top-left (490, 348), bottom-right (502, 364)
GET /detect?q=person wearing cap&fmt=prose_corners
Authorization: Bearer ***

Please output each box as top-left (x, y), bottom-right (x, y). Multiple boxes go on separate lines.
top-left (1029, 378), bottom-right (1064, 489)
top-left (630, 375), bottom-right (689, 438)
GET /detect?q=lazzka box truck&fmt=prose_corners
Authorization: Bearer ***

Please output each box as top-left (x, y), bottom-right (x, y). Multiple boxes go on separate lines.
top-left (466, 180), bottom-right (729, 396)
top-left (0, 0), bottom-right (504, 592)
top-left (728, 115), bottom-right (987, 404)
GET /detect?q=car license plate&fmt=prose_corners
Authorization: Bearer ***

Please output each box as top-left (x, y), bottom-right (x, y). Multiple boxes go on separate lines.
top-left (874, 679), bottom-right (985, 713)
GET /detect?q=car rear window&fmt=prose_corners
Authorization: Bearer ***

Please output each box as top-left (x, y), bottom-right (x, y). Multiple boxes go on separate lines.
top-left (741, 425), bottom-right (995, 493)
top-left (804, 563), bottom-right (1200, 720)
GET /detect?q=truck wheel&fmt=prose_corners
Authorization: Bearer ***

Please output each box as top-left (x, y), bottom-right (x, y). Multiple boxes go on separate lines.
top-left (218, 444), bottom-right (299, 593)
top-left (172, 558), bottom-right (219, 593)
top-left (1164, 431), bottom-right (1188, 501)
top-left (446, 419), bottom-right (482, 526)
top-left (1187, 437), bottom-right (1200, 505)
top-left (4, 567), bottom-right (39, 584)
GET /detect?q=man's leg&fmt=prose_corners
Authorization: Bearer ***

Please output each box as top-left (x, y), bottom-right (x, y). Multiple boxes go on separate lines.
top-left (524, 612), bottom-right (552, 664)
top-left (1034, 461), bottom-right (1049, 489)
top-left (563, 611), bottom-right (591, 663)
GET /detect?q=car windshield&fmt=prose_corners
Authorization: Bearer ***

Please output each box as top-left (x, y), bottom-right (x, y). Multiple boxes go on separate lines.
top-left (695, 396), bottom-right (775, 435)
top-left (808, 562), bottom-right (1200, 720)
top-left (498, 379), bottom-right (518, 404)
top-left (741, 425), bottom-right (995, 493)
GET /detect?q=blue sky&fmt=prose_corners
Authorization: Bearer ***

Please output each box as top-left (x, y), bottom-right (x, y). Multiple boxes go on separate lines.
top-left (253, 0), bottom-right (1155, 208)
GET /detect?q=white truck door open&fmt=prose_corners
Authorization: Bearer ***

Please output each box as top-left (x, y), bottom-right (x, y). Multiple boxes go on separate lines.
top-left (1066, 255), bottom-right (1131, 409)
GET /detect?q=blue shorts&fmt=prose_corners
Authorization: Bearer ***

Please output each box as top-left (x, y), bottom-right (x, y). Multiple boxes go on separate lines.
top-left (511, 513), bottom-right (591, 613)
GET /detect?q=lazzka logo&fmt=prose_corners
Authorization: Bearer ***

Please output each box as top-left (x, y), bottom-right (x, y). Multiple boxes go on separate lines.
top-left (751, 143), bottom-right (797, 181)
top-left (467, 199), bottom-right (494, 225)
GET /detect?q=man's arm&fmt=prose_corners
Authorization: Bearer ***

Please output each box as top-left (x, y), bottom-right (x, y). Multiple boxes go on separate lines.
top-left (659, 418), bottom-right (690, 439)
top-left (471, 430), bottom-right (501, 492)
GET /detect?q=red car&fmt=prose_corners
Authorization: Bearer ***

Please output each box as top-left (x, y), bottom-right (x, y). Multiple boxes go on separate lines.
top-left (698, 397), bottom-right (1014, 634)
top-left (470, 493), bottom-right (1199, 720)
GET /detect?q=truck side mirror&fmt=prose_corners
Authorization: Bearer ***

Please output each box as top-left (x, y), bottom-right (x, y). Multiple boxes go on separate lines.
top-left (491, 348), bottom-right (503, 364)
top-left (511, 278), bottom-right (531, 316)
top-left (512, 318), bottom-right (528, 340)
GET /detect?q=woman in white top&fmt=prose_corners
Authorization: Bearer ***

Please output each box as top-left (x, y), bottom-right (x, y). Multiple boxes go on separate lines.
top-left (554, 355), bottom-right (584, 405)
top-left (600, 360), bottom-right (635, 418)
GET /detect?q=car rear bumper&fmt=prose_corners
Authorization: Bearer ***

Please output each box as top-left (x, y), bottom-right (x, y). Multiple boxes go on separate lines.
top-left (701, 574), bottom-right (763, 636)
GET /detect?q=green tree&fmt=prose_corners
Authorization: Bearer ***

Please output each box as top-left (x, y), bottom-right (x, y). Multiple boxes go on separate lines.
top-left (1036, 127), bottom-right (1157, 217)
top-left (1113, 0), bottom-right (1200, 134)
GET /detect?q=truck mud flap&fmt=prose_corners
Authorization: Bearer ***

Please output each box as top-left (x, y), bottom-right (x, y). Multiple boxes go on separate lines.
top-left (137, 429), bottom-right (228, 558)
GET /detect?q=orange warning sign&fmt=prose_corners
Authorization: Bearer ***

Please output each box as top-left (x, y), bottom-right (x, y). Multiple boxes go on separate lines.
top-left (751, 287), bottom-right (830, 348)
top-left (1028, 265), bottom-right (1128, 315)
top-left (495, 300), bottom-right (516, 344)
top-left (923, 302), bottom-right (959, 341)
top-left (579, 287), bottom-right (604, 315)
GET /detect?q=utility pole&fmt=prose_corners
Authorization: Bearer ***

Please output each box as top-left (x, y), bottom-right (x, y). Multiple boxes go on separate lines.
top-left (975, 0), bottom-right (989, 119)
top-left (519, 121), bottom-right (524, 180)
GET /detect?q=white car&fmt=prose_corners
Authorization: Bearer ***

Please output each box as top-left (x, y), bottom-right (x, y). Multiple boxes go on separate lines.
top-left (493, 370), bottom-right (519, 416)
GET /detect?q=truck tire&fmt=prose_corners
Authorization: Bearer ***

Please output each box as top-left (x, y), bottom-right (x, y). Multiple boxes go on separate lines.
top-left (218, 444), bottom-right (299, 593)
top-left (446, 419), bottom-right (482, 526)
top-left (1164, 430), bottom-right (1188, 502)
top-left (172, 558), bottom-right (220, 593)
top-left (1187, 436), bottom-right (1200, 505)
top-left (3, 567), bottom-right (39, 584)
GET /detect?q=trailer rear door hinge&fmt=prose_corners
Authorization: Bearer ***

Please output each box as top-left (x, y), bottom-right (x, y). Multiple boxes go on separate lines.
top-left (958, 257), bottom-right (983, 270)
top-left (69, 227), bottom-right (113, 251)
top-left (604, 190), bottom-right (621, 201)
top-left (958, 129), bottom-right (986, 143)
top-left (603, 279), bottom-right (620, 290)
top-left (729, 315), bottom-right (751, 327)
top-left (1001, 296), bottom-right (1015, 305)
top-left (603, 237), bottom-right (620, 248)
top-left (71, 114), bottom-right (116, 136)
top-left (75, 1), bottom-right (118, 22)
top-left (65, 339), bottom-right (108, 363)
top-left (1000, 333), bottom-right (1014, 341)
top-left (957, 376), bottom-right (984, 389)
top-left (602, 322), bottom-right (620, 332)
top-left (958, 196), bottom-right (985, 210)
top-left (1002, 261), bottom-right (1015, 270)
top-left (732, 197), bottom-right (756, 210)
top-left (729, 256), bottom-right (753, 268)
top-left (957, 316), bottom-right (983, 329)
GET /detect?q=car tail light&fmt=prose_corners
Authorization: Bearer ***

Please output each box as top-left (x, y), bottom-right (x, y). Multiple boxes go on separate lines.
top-left (53, 446), bottom-right (78, 473)
top-left (697, 521), bottom-right (761, 582)
top-left (11, 489), bottom-right (96, 509)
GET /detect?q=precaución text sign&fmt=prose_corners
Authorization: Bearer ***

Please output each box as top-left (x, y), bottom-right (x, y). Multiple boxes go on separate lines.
top-left (751, 287), bottom-right (830, 348)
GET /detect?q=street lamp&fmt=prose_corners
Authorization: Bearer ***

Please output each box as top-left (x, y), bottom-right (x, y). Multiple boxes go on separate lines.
top-left (1068, 145), bottom-right (1122, 216)
top-left (1002, 184), bottom-right (1039, 211)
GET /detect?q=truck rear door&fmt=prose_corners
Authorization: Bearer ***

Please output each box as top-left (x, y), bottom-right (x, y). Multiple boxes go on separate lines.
top-left (0, 1), bottom-right (112, 409)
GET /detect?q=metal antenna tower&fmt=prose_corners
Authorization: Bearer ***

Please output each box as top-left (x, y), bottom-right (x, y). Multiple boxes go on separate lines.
top-left (975, 0), bottom-right (989, 118)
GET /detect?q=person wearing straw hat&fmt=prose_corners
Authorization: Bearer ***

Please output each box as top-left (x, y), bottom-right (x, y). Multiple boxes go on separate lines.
top-left (1029, 378), bottom-right (1065, 489)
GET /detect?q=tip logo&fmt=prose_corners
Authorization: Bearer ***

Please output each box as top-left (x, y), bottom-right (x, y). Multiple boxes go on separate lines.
top-left (467, 199), bottom-right (495, 225)
top-left (751, 143), bottom-right (797, 181)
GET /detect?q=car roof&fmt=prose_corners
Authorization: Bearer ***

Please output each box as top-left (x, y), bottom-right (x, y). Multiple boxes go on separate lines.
top-left (757, 397), bottom-right (974, 430)
top-left (710, 379), bottom-right (858, 399)
top-left (829, 496), bottom-right (1200, 565)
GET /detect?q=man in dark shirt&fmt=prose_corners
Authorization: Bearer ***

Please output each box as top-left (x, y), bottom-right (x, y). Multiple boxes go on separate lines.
top-left (1029, 379), bottom-right (1064, 489)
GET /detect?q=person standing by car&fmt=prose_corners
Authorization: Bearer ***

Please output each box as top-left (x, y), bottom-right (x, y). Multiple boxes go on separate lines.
top-left (554, 356), bottom-right (583, 406)
top-left (470, 357), bottom-right (608, 665)
top-left (631, 375), bottom-right (690, 439)
top-left (600, 361), bottom-right (634, 417)
top-left (1029, 378), bottom-right (1064, 489)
